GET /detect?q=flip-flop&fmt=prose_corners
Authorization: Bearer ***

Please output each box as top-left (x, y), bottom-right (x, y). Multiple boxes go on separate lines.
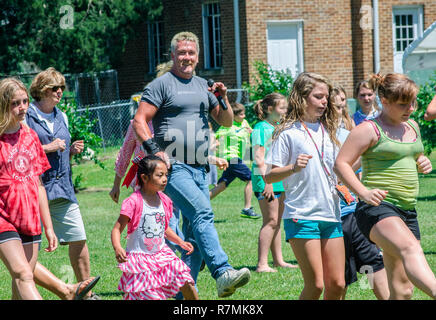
top-left (74, 275), bottom-right (101, 300)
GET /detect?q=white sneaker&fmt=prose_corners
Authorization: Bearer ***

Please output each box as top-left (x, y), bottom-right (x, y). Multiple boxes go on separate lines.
top-left (216, 268), bottom-right (251, 298)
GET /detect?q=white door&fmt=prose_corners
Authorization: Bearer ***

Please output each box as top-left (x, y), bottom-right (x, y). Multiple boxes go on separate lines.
top-left (267, 22), bottom-right (303, 77)
top-left (392, 7), bottom-right (423, 73)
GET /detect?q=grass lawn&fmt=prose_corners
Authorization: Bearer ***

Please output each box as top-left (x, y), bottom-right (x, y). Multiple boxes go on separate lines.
top-left (1, 147), bottom-right (436, 300)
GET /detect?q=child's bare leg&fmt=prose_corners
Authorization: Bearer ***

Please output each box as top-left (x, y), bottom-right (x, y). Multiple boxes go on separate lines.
top-left (321, 237), bottom-right (346, 300)
top-left (34, 262), bottom-right (69, 299)
top-left (12, 242), bottom-right (40, 299)
top-left (209, 181), bottom-right (226, 200)
top-left (371, 217), bottom-right (436, 299)
top-left (0, 240), bottom-right (42, 300)
top-left (180, 282), bottom-right (199, 300)
top-left (256, 197), bottom-right (279, 272)
top-left (244, 180), bottom-right (253, 209)
top-left (271, 195), bottom-right (297, 269)
top-left (290, 238), bottom-right (324, 299)
top-left (34, 261), bottom-right (96, 300)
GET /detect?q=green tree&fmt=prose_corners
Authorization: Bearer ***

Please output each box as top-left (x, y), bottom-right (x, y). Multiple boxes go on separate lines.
top-left (0, 0), bottom-right (162, 74)
top-left (242, 61), bottom-right (294, 127)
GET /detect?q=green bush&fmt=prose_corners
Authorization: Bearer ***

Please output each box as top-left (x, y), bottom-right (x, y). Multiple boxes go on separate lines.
top-left (242, 61), bottom-right (294, 127)
top-left (411, 72), bottom-right (436, 155)
top-left (58, 100), bottom-right (105, 189)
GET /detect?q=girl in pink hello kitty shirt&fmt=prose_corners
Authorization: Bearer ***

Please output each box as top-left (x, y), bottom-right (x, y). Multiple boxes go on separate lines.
top-left (111, 155), bottom-right (198, 300)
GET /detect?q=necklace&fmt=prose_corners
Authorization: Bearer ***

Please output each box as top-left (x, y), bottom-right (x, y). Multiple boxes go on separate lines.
top-left (300, 121), bottom-right (336, 191)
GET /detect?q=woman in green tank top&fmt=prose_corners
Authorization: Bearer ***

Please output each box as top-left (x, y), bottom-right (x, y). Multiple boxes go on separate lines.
top-left (335, 73), bottom-right (436, 300)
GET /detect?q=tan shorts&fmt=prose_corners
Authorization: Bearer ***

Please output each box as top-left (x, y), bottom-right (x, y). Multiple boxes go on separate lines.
top-left (49, 198), bottom-right (87, 244)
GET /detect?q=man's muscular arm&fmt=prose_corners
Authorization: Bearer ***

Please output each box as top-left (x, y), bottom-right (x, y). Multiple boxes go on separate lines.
top-left (133, 101), bottom-right (169, 166)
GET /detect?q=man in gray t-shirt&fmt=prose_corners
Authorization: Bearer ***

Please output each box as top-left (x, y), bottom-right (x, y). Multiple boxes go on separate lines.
top-left (141, 71), bottom-right (217, 165)
top-left (133, 31), bottom-right (251, 298)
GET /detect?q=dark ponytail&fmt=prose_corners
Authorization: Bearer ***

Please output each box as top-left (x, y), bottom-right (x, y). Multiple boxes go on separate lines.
top-left (136, 155), bottom-right (168, 187)
top-left (253, 92), bottom-right (286, 120)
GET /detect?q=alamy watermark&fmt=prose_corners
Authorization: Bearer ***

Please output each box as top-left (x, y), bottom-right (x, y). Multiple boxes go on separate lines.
top-left (360, 5), bottom-right (373, 30)
top-left (59, 264), bottom-right (75, 284)
top-left (59, 4), bottom-right (74, 30)
top-left (359, 265), bottom-right (375, 290)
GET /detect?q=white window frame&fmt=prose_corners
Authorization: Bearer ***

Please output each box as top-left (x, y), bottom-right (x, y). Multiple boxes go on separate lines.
top-left (202, 2), bottom-right (222, 69)
top-left (392, 6), bottom-right (423, 54)
top-left (265, 19), bottom-right (305, 76)
top-left (147, 20), bottom-right (166, 73)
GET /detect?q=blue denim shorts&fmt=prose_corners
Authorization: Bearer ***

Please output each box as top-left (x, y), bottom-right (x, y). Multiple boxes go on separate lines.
top-left (284, 218), bottom-right (343, 241)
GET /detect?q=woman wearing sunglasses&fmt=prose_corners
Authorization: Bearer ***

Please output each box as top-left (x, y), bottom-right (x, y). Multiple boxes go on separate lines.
top-left (25, 67), bottom-right (100, 299)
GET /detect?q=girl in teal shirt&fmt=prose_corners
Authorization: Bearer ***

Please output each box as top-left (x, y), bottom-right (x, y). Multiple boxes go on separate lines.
top-left (252, 93), bottom-right (298, 272)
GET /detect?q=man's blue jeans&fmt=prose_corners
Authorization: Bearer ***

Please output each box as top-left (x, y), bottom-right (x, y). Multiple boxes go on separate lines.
top-left (165, 204), bottom-right (184, 253)
top-left (164, 162), bottom-right (232, 282)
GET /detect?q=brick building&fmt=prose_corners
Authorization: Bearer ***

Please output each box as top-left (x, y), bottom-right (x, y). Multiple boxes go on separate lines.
top-left (116, 0), bottom-right (436, 101)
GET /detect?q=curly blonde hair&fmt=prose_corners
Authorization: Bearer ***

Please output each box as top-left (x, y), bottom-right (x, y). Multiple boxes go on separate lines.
top-left (29, 67), bottom-right (66, 101)
top-left (273, 72), bottom-right (340, 147)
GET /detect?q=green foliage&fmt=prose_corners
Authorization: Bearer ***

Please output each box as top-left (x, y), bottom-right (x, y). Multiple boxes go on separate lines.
top-left (58, 100), bottom-right (104, 165)
top-left (242, 61), bottom-right (293, 127)
top-left (58, 100), bottom-right (106, 189)
top-left (0, 0), bottom-right (163, 74)
top-left (411, 72), bottom-right (436, 155)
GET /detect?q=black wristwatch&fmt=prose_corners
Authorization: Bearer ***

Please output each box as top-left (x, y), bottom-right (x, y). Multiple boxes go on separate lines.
top-left (142, 139), bottom-right (161, 155)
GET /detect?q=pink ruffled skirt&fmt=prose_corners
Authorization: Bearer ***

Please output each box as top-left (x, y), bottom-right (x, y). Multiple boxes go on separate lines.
top-left (118, 245), bottom-right (194, 300)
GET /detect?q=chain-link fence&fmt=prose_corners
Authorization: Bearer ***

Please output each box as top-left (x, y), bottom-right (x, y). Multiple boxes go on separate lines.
top-left (1, 69), bottom-right (251, 149)
top-left (0, 69), bottom-right (120, 106)
top-left (77, 89), bottom-right (251, 151)
top-left (75, 100), bottom-right (134, 150)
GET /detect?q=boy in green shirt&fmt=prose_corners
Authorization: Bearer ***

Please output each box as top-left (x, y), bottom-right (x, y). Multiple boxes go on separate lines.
top-left (210, 103), bottom-right (260, 219)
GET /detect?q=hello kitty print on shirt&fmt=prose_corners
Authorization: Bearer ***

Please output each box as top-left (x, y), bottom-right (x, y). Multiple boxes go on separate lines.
top-left (136, 201), bottom-right (166, 254)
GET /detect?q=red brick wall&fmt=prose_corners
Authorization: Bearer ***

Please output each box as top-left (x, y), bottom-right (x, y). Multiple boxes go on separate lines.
top-left (116, 0), bottom-right (436, 100)
top-left (244, 0), bottom-right (355, 95)
top-left (378, 0), bottom-right (436, 74)
top-left (116, 23), bottom-right (149, 99)
top-left (161, 0), bottom-right (240, 87)
top-left (350, 0), bottom-right (436, 96)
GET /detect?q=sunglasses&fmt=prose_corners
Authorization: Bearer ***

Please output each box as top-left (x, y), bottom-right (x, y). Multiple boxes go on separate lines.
top-left (51, 85), bottom-right (65, 92)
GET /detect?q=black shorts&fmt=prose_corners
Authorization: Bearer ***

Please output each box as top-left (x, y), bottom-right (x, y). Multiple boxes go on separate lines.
top-left (354, 201), bottom-right (420, 244)
top-left (341, 213), bottom-right (384, 286)
top-left (0, 231), bottom-right (42, 245)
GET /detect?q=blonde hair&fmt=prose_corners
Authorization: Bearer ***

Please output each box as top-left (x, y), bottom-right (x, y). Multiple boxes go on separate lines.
top-left (273, 72), bottom-right (340, 147)
top-left (170, 31), bottom-right (200, 54)
top-left (368, 73), bottom-right (419, 105)
top-left (330, 84), bottom-right (354, 131)
top-left (0, 78), bottom-right (29, 136)
top-left (29, 67), bottom-right (66, 101)
top-left (253, 92), bottom-right (286, 120)
top-left (155, 60), bottom-right (196, 77)
top-left (354, 80), bottom-right (380, 112)
top-left (156, 60), bottom-right (174, 77)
